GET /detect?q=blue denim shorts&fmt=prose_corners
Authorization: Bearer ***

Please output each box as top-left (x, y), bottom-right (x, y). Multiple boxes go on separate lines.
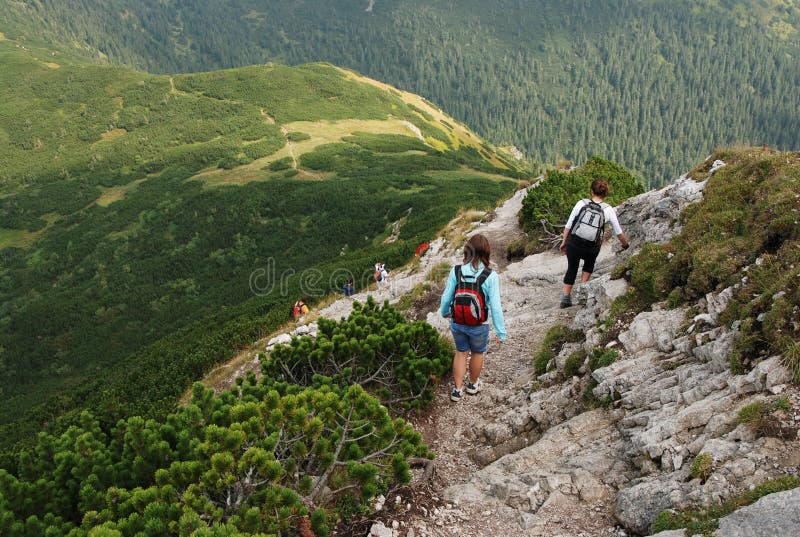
top-left (450, 320), bottom-right (490, 353)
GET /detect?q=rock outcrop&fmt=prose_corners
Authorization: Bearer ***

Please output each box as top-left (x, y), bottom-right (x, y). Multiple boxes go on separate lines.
top-left (714, 487), bottom-right (800, 537)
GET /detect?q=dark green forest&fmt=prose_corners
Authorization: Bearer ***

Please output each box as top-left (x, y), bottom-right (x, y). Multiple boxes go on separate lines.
top-left (0, 39), bottom-right (521, 451)
top-left (1, 0), bottom-right (799, 186)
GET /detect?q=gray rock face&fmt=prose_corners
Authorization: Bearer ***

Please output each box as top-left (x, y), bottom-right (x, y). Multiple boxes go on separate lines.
top-left (616, 478), bottom-right (684, 536)
top-left (573, 274), bottom-right (628, 332)
top-left (617, 176), bottom-right (706, 248)
top-left (618, 308), bottom-right (687, 354)
top-left (715, 488), bottom-right (800, 537)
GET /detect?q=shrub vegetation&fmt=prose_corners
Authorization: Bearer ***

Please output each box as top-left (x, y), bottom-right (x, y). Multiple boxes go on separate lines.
top-left (0, 379), bottom-right (430, 536)
top-left (612, 147), bottom-right (800, 377)
top-left (517, 156), bottom-right (644, 255)
top-left (533, 325), bottom-right (585, 375)
top-left (262, 299), bottom-right (451, 410)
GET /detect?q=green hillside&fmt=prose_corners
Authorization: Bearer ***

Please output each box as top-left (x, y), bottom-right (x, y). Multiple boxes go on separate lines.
top-left (0, 38), bottom-right (523, 451)
top-left (1, 0), bottom-right (798, 186)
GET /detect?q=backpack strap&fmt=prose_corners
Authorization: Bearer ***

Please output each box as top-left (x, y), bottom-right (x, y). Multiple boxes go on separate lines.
top-left (455, 265), bottom-right (491, 284)
top-left (476, 268), bottom-right (491, 304)
top-left (476, 268), bottom-right (491, 287)
top-left (454, 264), bottom-right (463, 283)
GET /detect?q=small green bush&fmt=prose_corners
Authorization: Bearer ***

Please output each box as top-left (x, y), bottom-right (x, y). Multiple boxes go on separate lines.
top-left (534, 325), bottom-right (585, 375)
top-left (774, 396), bottom-right (791, 412)
top-left (218, 155), bottom-right (240, 169)
top-left (737, 401), bottom-right (767, 428)
top-left (263, 298), bottom-right (450, 410)
top-left (622, 243), bottom-right (673, 303)
top-left (783, 342), bottom-right (800, 381)
top-left (666, 287), bottom-right (685, 308)
top-left (689, 452), bottom-right (713, 481)
top-left (342, 132), bottom-right (427, 153)
top-left (736, 399), bottom-right (793, 438)
top-left (563, 349), bottom-right (587, 378)
top-left (519, 156), bottom-right (644, 240)
top-left (582, 377), bottom-right (614, 408)
top-left (588, 348), bottom-right (618, 371)
top-left (269, 156), bottom-right (293, 171)
top-left (287, 131), bottom-right (311, 142)
top-left (505, 238), bottom-right (526, 260)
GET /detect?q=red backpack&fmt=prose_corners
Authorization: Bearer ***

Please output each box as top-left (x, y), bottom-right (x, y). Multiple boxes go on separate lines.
top-left (450, 265), bottom-right (491, 326)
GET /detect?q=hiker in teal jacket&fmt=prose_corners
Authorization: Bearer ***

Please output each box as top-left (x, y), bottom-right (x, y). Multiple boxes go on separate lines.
top-left (439, 234), bottom-right (507, 402)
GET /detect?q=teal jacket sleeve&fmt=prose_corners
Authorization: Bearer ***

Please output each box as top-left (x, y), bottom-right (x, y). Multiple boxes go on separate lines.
top-left (483, 271), bottom-right (507, 341)
top-left (438, 267), bottom-right (457, 317)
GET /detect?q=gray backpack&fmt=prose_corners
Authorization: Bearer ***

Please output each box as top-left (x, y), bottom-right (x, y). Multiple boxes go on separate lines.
top-left (570, 200), bottom-right (605, 244)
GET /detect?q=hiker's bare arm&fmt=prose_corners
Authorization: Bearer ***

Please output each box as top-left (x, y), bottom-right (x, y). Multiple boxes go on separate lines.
top-left (617, 232), bottom-right (630, 249)
top-left (559, 227), bottom-right (570, 253)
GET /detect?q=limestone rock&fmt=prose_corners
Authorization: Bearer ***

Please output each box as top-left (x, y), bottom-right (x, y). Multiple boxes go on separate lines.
top-left (618, 309), bottom-right (686, 354)
top-left (706, 287), bottom-right (735, 324)
top-left (616, 479), bottom-right (684, 536)
top-left (266, 333), bottom-right (292, 350)
top-left (616, 176), bottom-right (706, 247)
top-left (715, 488), bottom-right (800, 537)
top-left (693, 329), bottom-right (737, 373)
top-left (505, 250), bottom-right (565, 285)
top-left (368, 521), bottom-right (397, 537)
top-left (572, 274), bottom-right (628, 332)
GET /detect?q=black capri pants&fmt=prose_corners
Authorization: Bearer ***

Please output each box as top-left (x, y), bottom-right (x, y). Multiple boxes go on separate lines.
top-left (563, 237), bottom-right (601, 285)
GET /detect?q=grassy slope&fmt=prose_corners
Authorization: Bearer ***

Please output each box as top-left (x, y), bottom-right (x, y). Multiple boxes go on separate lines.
top-left (616, 146), bottom-right (800, 376)
top-left (0, 39), bottom-right (524, 451)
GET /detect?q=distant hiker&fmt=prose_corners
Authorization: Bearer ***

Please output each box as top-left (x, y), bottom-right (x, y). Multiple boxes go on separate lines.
top-left (415, 242), bottom-right (430, 257)
top-left (291, 297), bottom-right (309, 320)
top-left (342, 278), bottom-right (355, 297)
top-left (559, 179), bottom-right (630, 308)
top-left (374, 262), bottom-right (390, 292)
top-left (439, 234), bottom-right (507, 402)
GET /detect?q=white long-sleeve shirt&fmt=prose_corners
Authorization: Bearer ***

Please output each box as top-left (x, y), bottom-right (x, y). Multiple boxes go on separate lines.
top-left (565, 199), bottom-right (623, 235)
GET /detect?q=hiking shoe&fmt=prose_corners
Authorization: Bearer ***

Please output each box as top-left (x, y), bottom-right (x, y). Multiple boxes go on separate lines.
top-left (465, 379), bottom-right (483, 395)
top-left (450, 388), bottom-right (463, 402)
top-left (560, 295), bottom-right (572, 308)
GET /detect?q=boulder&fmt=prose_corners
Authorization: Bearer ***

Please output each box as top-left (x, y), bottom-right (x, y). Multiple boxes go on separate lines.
top-left (572, 274), bottom-right (628, 332)
top-left (616, 479), bottom-right (683, 536)
top-left (699, 438), bottom-right (739, 463)
top-left (616, 176), bottom-right (706, 247)
top-left (727, 356), bottom-right (791, 395)
top-left (618, 309), bottom-right (686, 354)
top-left (693, 329), bottom-right (737, 373)
top-left (266, 333), bottom-right (292, 350)
top-left (368, 522), bottom-right (397, 537)
top-left (715, 488), bottom-right (800, 537)
top-left (706, 286), bottom-right (735, 324)
top-left (505, 250), bottom-right (565, 285)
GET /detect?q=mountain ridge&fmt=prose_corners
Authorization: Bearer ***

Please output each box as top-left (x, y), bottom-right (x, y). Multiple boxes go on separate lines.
top-left (2, 0), bottom-right (798, 186)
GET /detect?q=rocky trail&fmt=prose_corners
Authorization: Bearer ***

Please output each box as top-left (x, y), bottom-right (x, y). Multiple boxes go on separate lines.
top-left (255, 176), bottom-right (800, 537)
